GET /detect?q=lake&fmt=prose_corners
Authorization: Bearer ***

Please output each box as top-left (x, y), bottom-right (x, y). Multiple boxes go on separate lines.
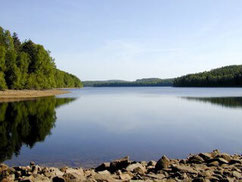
top-left (1, 87), bottom-right (242, 168)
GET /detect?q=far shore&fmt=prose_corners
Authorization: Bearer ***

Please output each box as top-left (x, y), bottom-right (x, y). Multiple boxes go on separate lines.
top-left (0, 89), bottom-right (70, 102)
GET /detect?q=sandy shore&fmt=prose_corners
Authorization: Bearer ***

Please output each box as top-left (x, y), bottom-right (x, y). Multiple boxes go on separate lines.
top-left (0, 89), bottom-right (69, 102)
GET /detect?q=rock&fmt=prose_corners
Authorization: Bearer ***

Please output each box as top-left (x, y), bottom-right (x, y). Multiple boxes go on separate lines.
top-left (1, 174), bottom-right (15, 182)
top-left (31, 165), bottom-right (41, 174)
top-left (52, 176), bottom-right (65, 182)
top-left (0, 164), bottom-right (8, 173)
top-left (166, 179), bottom-right (177, 182)
top-left (192, 177), bottom-right (209, 182)
top-left (171, 165), bottom-right (198, 174)
top-left (1, 150), bottom-right (242, 182)
top-left (62, 168), bottom-right (85, 182)
top-left (229, 159), bottom-right (241, 164)
top-left (65, 168), bottom-right (84, 176)
top-left (208, 161), bottom-right (219, 167)
top-left (187, 155), bottom-right (204, 164)
top-left (126, 163), bottom-right (146, 174)
top-left (199, 153), bottom-right (213, 161)
top-left (212, 173), bottom-right (223, 180)
top-left (93, 173), bottom-right (115, 182)
top-left (211, 149), bottom-right (220, 158)
top-left (207, 176), bottom-right (220, 181)
top-left (95, 162), bottom-right (110, 172)
top-left (48, 167), bottom-right (64, 177)
top-left (29, 162), bottom-right (35, 166)
top-left (215, 157), bottom-right (229, 164)
top-left (145, 173), bottom-right (166, 180)
top-left (140, 161), bottom-right (147, 166)
top-left (119, 173), bottom-right (132, 181)
top-left (60, 167), bottom-right (69, 173)
top-left (97, 170), bottom-right (111, 175)
top-left (232, 171), bottom-right (242, 179)
top-left (179, 159), bottom-right (186, 164)
top-left (109, 156), bottom-right (130, 173)
top-left (32, 174), bottom-right (50, 182)
top-left (19, 176), bottom-right (33, 182)
top-left (199, 170), bottom-right (214, 178)
top-left (155, 155), bottom-right (170, 170)
top-left (133, 167), bottom-right (146, 175)
top-left (63, 172), bottom-right (85, 182)
top-left (147, 160), bottom-right (156, 166)
top-left (84, 169), bottom-right (96, 178)
top-left (219, 153), bottom-right (232, 162)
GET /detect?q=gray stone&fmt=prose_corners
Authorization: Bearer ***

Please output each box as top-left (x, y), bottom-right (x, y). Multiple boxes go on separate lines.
top-left (52, 176), bottom-right (65, 182)
top-left (110, 156), bottom-right (130, 172)
top-left (199, 153), bottom-right (213, 161)
top-left (187, 155), bottom-right (204, 164)
top-left (126, 163), bottom-right (146, 173)
top-left (29, 162), bottom-right (35, 166)
top-left (155, 155), bottom-right (170, 170)
top-left (95, 162), bottom-right (110, 172)
top-left (119, 173), bottom-right (132, 181)
top-left (147, 160), bottom-right (156, 166)
top-left (97, 170), bottom-right (111, 175)
top-left (171, 165), bottom-right (198, 174)
top-left (93, 173), bottom-right (115, 182)
top-left (232, 171), bottom-right (242, 179)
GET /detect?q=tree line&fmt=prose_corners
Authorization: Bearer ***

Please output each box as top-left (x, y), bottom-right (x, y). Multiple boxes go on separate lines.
top-left (174, 65), bottom-right (242, 87)
top-left (0, 26), bottom-right (82, 90)
top-left (83, 78), bottom-right (174, 87)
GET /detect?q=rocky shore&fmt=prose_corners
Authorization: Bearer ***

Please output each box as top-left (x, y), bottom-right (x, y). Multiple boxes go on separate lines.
top-left (1, 150), bottom-right (242, 182)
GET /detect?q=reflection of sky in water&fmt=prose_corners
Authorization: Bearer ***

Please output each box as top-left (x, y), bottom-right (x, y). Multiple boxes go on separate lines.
top-left (5, 87), bottom-right (242, 167)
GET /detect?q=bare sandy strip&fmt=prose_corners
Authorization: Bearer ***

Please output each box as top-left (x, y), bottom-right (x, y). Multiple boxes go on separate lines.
top-left (0, 89), bottom-right (70, 102)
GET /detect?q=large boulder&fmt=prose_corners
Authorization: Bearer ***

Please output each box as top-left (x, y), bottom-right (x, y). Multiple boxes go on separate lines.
top-left (187, 155), bottom-right (204, 164)
top-left (95, 162), bottom-right (110, 172)
top-left (62, 168), bottom-right (85, 182)
top-left (109, 156), bottom-right (130, 173)
top-left (126, 163), bottom-right (147, 174)
top-left (155, 155), bottom-right (170, 170)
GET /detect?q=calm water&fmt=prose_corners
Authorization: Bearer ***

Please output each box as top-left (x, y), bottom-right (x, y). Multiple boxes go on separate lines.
top-left (2, 87), bottom-right (242, 168)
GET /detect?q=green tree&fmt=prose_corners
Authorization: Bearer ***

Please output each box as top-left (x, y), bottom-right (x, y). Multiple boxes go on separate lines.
top-left (0, 26), bottom-right (82, 90)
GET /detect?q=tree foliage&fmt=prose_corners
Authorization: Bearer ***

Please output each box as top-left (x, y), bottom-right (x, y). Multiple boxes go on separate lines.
top-left (0, 26), bottom-right (82, 90)
top-left (174, 65), bottom-right (242, 87)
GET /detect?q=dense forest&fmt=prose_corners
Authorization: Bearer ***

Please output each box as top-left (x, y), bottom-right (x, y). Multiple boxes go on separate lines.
top-left (0, 26), bottom-right (82, 90)
top-left (174, 65), bottom-right (242, 87)
top-left (83, 78), bottom-right (174, 87)
top-left (0, 97), bottom-right (75, 162)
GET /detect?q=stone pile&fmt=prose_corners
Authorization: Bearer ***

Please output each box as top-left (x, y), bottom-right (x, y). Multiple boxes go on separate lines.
top-left (0, 150), bottom-right (242, 181)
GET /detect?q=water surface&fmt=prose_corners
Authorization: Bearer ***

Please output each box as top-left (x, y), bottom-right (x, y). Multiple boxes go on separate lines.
top-left (2, 87), bottom-right (242, 167)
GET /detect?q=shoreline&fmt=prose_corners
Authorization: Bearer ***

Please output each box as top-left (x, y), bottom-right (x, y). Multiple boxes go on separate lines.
top-left (1, 150), bottom-right (241, 181)
top-left (0, 89), bottom-right (70, 102)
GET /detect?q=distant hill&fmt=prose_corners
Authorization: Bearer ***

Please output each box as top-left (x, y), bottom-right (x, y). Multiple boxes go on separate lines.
top-left (174, 65), bottom-right (242, 87)
top-left (83, 78), bottom-right (174, 87)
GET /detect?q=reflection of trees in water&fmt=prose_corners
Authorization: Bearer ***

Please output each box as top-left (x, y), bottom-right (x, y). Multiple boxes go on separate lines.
top-left (184, 97), bottom-right (242, 108)
top-left (0, 97), bottom-right (75, 163)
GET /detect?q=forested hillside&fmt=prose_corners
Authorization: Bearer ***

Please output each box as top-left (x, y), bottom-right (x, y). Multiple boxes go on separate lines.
top-left (0, 27), bottom-right (82, 90)
top-left (174, 65), bottom-right (242, 87)
top-left (83, 78), bottom-right (173, 87)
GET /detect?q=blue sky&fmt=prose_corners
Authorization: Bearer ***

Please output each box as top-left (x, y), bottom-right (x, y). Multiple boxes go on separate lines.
top-left (1, 0), bottom-right (242, 80)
